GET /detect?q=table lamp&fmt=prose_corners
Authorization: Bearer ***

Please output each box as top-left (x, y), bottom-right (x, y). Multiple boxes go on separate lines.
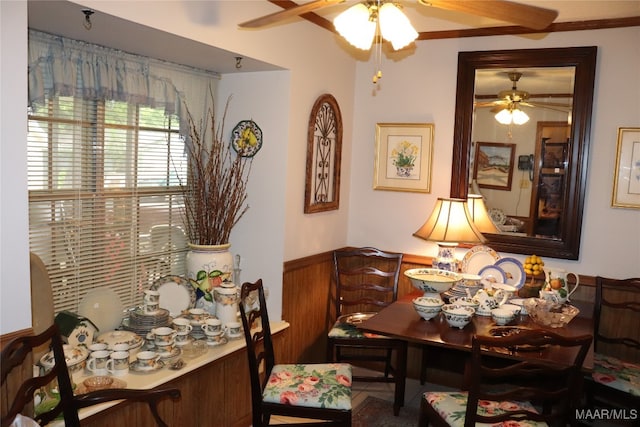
top-left (466, 194), bottom-right (500, 234)
top-left (413, 197), bottom-right (486, 271)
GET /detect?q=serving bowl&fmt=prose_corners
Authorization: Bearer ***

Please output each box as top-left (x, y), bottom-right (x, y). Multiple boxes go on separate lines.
top-left (441, 304), bottom-right (475, 329)
top-left (523, 298), bottom-right (580, 328)
top-left (405, 268), bottom-right (462, 298)
top-left (412, 297), bottom-right (444, 320)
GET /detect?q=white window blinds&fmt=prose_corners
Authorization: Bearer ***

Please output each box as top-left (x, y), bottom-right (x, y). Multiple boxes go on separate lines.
top-left (28, 96), bottom-right (189, 312)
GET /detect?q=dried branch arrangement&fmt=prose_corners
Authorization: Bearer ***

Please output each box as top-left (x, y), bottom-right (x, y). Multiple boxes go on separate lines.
top-left (181, 96), bottom-right (252, 245)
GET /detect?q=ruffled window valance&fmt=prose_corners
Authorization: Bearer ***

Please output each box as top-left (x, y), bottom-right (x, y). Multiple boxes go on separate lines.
top-left (28, 29), bottom-right (219, 140)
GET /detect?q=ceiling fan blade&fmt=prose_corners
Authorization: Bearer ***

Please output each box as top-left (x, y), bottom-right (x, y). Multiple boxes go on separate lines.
top-left (239, 0), bottom-right (345, 28)
top-left (422, 0), bottom-right (558, 30)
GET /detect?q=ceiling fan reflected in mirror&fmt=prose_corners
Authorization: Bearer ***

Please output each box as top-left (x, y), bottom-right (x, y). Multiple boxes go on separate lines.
top-left (475, 71), bottom-right (572, 126)
top-left (238, 1), bottom-right (559, 38)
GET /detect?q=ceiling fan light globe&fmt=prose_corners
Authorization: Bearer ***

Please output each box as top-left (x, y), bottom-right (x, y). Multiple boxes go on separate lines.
top-left (334, 3), bottom-right (376, 50)
top-left (379, 3), bottom-right (418, 50)
top-left (512, 109), bottom-right (530, 125)
top-left (494, 109), bottom-right (513, 125)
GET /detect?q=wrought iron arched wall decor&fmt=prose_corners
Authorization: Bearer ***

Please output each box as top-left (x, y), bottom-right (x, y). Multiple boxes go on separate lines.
top-left (304, 94), bottom-right (343, 213)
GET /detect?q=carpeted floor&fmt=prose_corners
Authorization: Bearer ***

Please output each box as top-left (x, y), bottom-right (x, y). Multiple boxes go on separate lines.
top-left (352, 396), bottom-right (420, 427)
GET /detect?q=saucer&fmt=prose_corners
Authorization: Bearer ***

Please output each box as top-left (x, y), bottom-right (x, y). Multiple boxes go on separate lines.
top-left (130, 359), bottom-right (165, 373)
top-left (226, 332), bottom-right (243, 340)
top-left (206, 337), bottom-right (228, 346)
top-left (175, 337), bottom-right (193, 346)
top-left (158, 347), bottom-right (181, 359)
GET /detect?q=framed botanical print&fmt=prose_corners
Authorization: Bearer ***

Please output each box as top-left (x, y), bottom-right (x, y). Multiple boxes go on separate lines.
top-left (612, 127), bottom-right (640, 209)
top-left (373, 123), bottom-right (434, 193)
top-left (304, 94), bottom-right (343, 213)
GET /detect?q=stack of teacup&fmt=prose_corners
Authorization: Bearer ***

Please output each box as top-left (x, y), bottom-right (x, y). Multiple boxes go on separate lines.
top-left (202, 318), bottom-right (226, 346)
top-left (147, 326), bottom-right (177, 357)
top-left (172, 318), bottom-right (193, 346)
top-left (144, 289), bottom-right (160, 314)
top-left (86, 342), bottom-right (131, 377)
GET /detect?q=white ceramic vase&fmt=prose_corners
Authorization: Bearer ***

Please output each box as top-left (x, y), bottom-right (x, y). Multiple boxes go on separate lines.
top-left (186, 243), bottom-right (234, 315)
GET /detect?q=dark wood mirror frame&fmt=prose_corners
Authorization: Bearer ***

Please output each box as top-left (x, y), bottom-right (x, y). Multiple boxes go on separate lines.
top-left (450, 46), bottom-right (597, 260)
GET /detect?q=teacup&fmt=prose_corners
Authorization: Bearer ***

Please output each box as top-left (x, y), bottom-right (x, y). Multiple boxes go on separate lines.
top-left (144, 289), bottom-right (160, 303)
top-left (175, 331), bottom-right (190, 344)
top-left (224, 321), bottom-right (242, 337)
top-left (155, 341), bottom-right (174, 355)
top-left (88, 343), bottom-right (108, 353)
top-left (106, 351), bottom-right (130, 376)
top-left (172, 317), bottom-right (193, 334)
top-left (539, 289), bottom-right (562, 306)
top-left (144, 300), bottom-right (159, 314)
top-left (136, 351), bottom-right (160, 369)
top-left (150, 326), bottom-right (177, 344)
top-left (500, 303), bottom-right (522, 317)
top-left (202, 318), bottom-right (222, 335)
top-left (87, 350), bottom-right (111, 376)
top-left (188, 308), bottom-right (206, 323)
top-left (205, 330), bottom-right (226, 344)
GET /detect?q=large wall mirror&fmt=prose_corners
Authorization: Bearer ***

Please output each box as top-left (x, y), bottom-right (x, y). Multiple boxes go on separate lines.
top-left (450, 47), bottom-right (597, 259)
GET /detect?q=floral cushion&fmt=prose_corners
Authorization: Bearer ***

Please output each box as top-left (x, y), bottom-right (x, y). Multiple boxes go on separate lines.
top-left (591, 353), bottom-right (640, 397)
top-left (263, 363), bottom-right (352, 410)
top-left (328, 321), bottom-right (388, 339)
top-left (424, 391), bottom-right (547, 427)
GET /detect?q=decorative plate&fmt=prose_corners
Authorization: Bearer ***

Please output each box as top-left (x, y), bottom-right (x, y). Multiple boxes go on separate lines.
top-left (495, 257), bottom-right (526, 289)
top-left (478, 265), bottom-right (507, 284)
top-left (150, 276), bottom-right (196, 318)
top-left (488, 208), bottom-right (507, 225)
top-left (78, 288), bottom-right (124, 333)
top-left (336, 312), bottom-right (376, 325)
top-left (231, 120), bottom-right (263, 157)
top-left (461, 245), bottom-right (501, 275)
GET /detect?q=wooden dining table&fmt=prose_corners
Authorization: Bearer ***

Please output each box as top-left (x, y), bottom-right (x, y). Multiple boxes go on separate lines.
top-left (357, 292), bottom-right (595, 371)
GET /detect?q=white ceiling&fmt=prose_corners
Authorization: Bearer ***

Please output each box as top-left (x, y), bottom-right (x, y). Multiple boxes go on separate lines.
top-left (28, 1), bottom-right (640, 75)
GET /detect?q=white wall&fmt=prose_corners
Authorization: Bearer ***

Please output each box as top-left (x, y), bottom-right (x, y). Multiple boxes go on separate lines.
top-left (348, 27), bottom-right (640, 278)
top-left (1, 1), bottom-right (30, 334)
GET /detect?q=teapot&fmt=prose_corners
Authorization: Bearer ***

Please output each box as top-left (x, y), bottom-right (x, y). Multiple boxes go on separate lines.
top-left (472, 286), bottom-right (509, 316)
top-left (542, 267), bottom-right (580, 304)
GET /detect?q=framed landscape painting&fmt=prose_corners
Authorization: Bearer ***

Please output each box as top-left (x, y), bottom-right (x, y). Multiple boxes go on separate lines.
top-left (612, 127), bottom-right (640, 209)
top-left (473, 142), bottom-right (516, 191)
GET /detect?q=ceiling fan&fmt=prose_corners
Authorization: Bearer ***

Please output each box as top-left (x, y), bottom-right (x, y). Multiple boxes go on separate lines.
top-left (475, 71), bottom-right (573, 116)
top-left (239, 0), bottom-right (559, 32)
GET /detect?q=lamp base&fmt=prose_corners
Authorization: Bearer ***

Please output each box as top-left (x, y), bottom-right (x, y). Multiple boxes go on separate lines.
top-left (432, 242), bottom-right (459, 272)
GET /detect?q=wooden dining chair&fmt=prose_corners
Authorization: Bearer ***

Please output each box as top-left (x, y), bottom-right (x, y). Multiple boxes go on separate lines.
top-left (239, 279), bottom-right (353, 427)
top-left (327, 247), bottom-right (407, 416)
top-left (585, 276), bottom-right (640, 415)
top-left (419, 329), bottom-right (592, 427)
top-left (1, 324), bottom-right (181, 427)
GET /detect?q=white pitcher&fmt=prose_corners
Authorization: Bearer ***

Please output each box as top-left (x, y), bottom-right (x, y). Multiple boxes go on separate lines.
top-left (214, 283), bottom-right (239, 325)
top-left (543, 267), bottom-right (580, 304)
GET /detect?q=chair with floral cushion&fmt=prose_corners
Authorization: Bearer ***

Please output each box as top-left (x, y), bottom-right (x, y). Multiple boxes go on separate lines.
top-left (239, 279), bottom-right (352, 427)
top-left (419, 329), bottom-right (592, 427)
top-left (327, 247), bottom-right (407, 416)
top-left (585, 276), bottom-right (640, 417)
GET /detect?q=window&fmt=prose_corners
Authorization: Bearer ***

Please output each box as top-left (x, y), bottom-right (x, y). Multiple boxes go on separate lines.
top-left (28, 96), bottom-right (189, 312)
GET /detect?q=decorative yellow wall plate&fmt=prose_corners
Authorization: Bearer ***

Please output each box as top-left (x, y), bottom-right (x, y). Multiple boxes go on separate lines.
top-left (231, 120), bottom-right (262, 157)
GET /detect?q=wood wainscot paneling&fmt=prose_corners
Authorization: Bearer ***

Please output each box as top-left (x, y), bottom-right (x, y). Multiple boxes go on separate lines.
top-left (282, 250), bottom-right (335, 363)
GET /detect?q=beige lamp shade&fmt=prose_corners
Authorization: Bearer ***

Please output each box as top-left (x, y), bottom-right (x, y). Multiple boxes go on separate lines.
top-left (413, 198), bottom-right (486, 244)
top-left (466, 194), bottom-right (500, 234)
